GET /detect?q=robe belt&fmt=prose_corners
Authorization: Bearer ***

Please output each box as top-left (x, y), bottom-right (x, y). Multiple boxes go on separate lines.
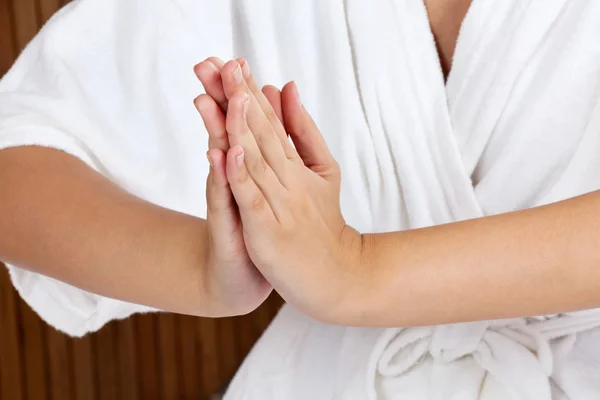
top-left (367, 310), bottom-right (600, 399)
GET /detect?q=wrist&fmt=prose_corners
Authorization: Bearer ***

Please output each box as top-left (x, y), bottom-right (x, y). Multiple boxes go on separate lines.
top-left (200, 221), bottom-right (271, 318)
top-left (342, 231), bottom-right (378, 326)
top-left (318, 226), bottom-right (375, 325)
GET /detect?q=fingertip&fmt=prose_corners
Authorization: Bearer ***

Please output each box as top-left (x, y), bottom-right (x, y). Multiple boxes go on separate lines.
top-left (196, 94), bottom-right (228, 150)
top-left (282, 81), bottom-right (302, 107)
top-left (223, 59), bottom-right (246, 88)
top-left (290, 81), bottom-right (302, 104)
top-left (207, 57), bottom-right (225, 69)
top-left (226, 145), bottom-right (246, 182)
top-left (194, 60), bottom-right (215, 75)
top-left (206, 148), bottom-right (218, 165)
top-left (195, 94), bottom-right (218, 119)
top-left (262, 85), bottom-right (283, 122)
top-left (262, 85), bottom-right (280, 97)
top-left (281, 81), bottom-right (294, 92)
top-left (229, 91), bottom-right (250, 112)
top-left (194, 94), bottom-right (202, 108)
top-left (193, 62), bottom-right (202, 77)
top-left (194, 94), bottom-right (207, 110)
top-left (205, 60), bottom-right (220, 75)
top-left (236, 57), bottom-right (251, 78)
top-left (222, 59), bottom-right (240, 76)
top-left (233, 90), bottom-right (250, 101)
top-left (207, 148), bottom-right (227, 182)
top-left (195, 60), bottom-right (222, 90)
top-left (231, 144), bottom-right (245, 168)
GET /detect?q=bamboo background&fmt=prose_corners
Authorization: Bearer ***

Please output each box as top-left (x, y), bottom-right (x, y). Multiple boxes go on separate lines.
top-left (0, 0), bottom-right (283, 398)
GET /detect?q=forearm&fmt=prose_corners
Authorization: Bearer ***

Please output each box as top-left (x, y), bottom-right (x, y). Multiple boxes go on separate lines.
top-left (350, 191), bottom-right (600, 327)
top-left (0, 146), bottom-right (214, 316)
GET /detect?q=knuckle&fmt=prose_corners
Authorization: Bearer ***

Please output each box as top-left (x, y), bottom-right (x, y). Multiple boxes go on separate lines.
top-left (214, 127), bottom-right (227, 141)
top-left (255, 132), bottom-right (274, 153)
top-left (265, 108), bottom-right (279, 124)
top-left (279, 198), bottom-right (296, 228)
top-left (249, 156), bottom-right (270, 176)
top-left (249, 194), bottom-right (266, 212)
top-left (237, 172), bottom-right (248, 184)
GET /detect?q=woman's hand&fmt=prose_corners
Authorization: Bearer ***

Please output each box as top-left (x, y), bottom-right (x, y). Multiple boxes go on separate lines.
top-left (214, 59), bottom-right (365, 323)
top-left (192, 58), bottom-right (275, 316)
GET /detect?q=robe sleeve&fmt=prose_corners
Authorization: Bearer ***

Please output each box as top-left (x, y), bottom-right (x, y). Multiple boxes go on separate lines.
top-left (0, 1), bottom-right (167, 337)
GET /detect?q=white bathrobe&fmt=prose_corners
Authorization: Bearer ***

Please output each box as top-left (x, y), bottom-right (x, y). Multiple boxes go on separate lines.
top-left (2, 0), bottom-right (600, 398)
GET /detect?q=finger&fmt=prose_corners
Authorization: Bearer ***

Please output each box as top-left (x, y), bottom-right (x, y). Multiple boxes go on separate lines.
top-left (207, 57), bottom-right (225, 70)
top-left (222, 61), bottom-right (291, 180)
top-left (205, 57), bottom-right (227, 111)
top-left (226, 144), bottom-right (277, 228)
top-left (282, 81), bottom-right (338, 179)
top-left (194, 94), bottom-right (228, 151)
top-left (227, 59), bottom-right (299, 162)
top-left (226, 92), bottom-right (289, 220)
top-left (236, 58), bottom-right (288, 137)
top-left (194, 58), bottom-right (228, 111)
top-left (262, 85), bottom-right (283, 124)
top-left (237, 58), bottom-right (298, 161)
top-left (206, 149), bottom-right (246, 259)
top-left (206, 148), bottom-right (236, 216)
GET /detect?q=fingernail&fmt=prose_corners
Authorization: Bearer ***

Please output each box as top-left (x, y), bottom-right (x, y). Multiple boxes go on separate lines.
top-left (233, 63), bottom-right (244, 84)
top-left (240, 59), bottom-right (250, 78)
top-left (242, 98), bottom-right (250, 119)
top-left (207, 61), bottom-right (219, 73)
top-left (206, 152), bottom-right (213, 167)
top-left (292, 82), bottom-right (302, 104)
top-left (236, 149), bottom-right (245, 168)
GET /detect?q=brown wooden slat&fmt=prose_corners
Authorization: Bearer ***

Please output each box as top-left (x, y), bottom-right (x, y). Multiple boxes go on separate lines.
top-left (0, 343), bottom-right (2, 400)
top-left (0, 270), bottom-right (25, 400)
top-left (71, 335), bottom-right (97, 400)
top-left (95, 324), bottom-right (118, 400)
top-left (197, 318), bottom-right (221, 396)
top-left (178, 315), bottom-right (200, 399)
top-left (254, 301), bottom-right (275, 338)
top-left (219, 317), bottom-right (239, 384)
top-left (0, 0), bottom-right (16, 76)
top-left (47, 327), bottom-right (74, 400)
top-left (269, 293), bottom-right (284, 320)
top-left (19, 301), bottom-right (49, 400)
top-left (236, 313), bottom-right (257, 360)
top-left (9, 0), bottom-right (40, 51)
top-left (157, 313), bottom-right (181, 399)
top-left (134, 314), bottom-right (160, 399)
top-left (115, 318), bottom-right (139, 400)
top-left (37, 0), bottom-right (63, 25)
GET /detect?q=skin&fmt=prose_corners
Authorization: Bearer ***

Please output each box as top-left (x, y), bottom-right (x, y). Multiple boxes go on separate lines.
top-left (10, 1), bottom-right (593, 331)
top-left (0, 59), bottom-right (292, 319)
top-left (199, 58), bottom-right (600, 329)
top-left (424, 0), bottom-right (473, 78)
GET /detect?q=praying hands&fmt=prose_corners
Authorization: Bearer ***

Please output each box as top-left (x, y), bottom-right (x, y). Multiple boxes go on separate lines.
top-left (194, 56), bottom-right (600, 330)
top-left (194, 58), bottom-right (365, 324)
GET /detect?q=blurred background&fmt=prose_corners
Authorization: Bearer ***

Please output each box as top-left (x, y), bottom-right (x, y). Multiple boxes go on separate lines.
top-left (0, 1), bottom-right (283, 399)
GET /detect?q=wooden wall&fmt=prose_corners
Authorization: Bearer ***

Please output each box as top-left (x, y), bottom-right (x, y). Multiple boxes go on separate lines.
top-left (0, 1), bottom-right (283, 398)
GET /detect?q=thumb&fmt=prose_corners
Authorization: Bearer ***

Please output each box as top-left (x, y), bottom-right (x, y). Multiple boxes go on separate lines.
top-left (281, 81), bottom-right (337, 178)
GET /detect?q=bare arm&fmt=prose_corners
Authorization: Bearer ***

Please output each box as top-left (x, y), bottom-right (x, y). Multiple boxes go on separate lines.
top-left (203, 59), bottom-right (600, 327)
top-left (0, 146), bottom-right (212, 316)
top-left (358, 191), bottom-right (600, 327)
